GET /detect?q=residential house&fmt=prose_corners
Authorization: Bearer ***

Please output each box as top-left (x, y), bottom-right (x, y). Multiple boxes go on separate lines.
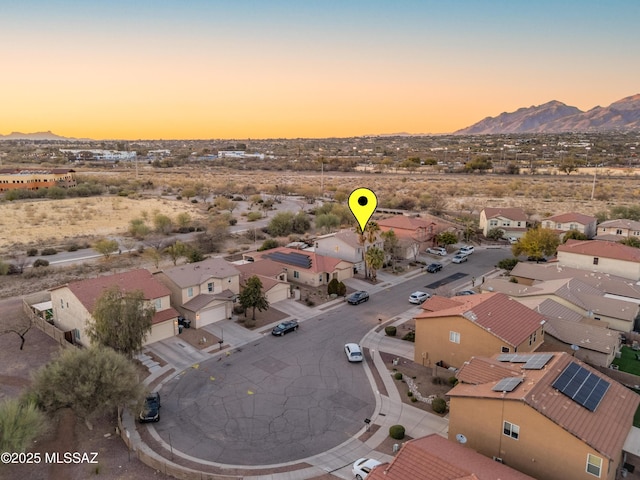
top-left (313, 229), bottom-right (383, 275)
top-left (542, 212), bottom-right (598, 239)
top-left (479, 207), bottom-right (527, 238)
top-left (246, 247), bottom-right (353, 287)
top-left (595, 219), bottom-right (640, 242)
top-left (377, 214), bottom-right (441, 259)
top-left (367, 433), bottom-right (536, 480)
top-left (517, 297), bottom-right (619, 367)
top-left (235, 259), bottom-right (290, 304)
top-left (448, 352), bottom-right (640, 480)
top-left (481, 277), bottom-right (640, 332)
top-left (154, 257), bottom-right (240, 329)
top-left (50, 269), bottom-right (179, 347)
top-left (413, 292), bottom-right (545, 369)
top-left (557, 239), bottom-right (640, 281)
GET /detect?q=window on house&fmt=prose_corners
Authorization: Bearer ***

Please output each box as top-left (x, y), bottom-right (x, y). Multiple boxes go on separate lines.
top-left (503, 421), bottom-right (519, 440)
top-left (570, 224), bottom-right (577, 230)
top-left (616, 229), bottom-right (623, 235)
top-left (502, 221), bottom-right (510, 226)
top-left (517, 221), bottom-right (522, 227)
top-left (556, 223), bottom-right (562, 229)
top-left (74, 329), bottom-right (81, 341)
top-left (593, 257), bottom-right (599, 265)
top-left (490, 220), bottom-right (498, 226)
top-left (501, 346), bottom-right (510, 353)
top-left (586, 454), bottom-right (602, 477)
top-left (187, 287), bottom-right (193, 297)
top-left (294, 271), bottom-right (299, 279)
top-left (60, 299), bottom-right (64, 309)
top-left (154, 298), bottom-right (162, 310)
top-left (207, 282), bottom-right (213, 292)
top-left (449, 331), bottom-right (460, 344)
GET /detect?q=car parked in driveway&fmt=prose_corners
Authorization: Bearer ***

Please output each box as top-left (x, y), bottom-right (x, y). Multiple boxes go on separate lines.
top-left (408, 291), bottom-right (430, 304)
top-left (344, 343), bottom-right (363, 362)
top-left (458, 245), bottom-right (474, 256)
top-left (347, 290), bottom-right (369, 305)
top-left (452, 254), bottom-right (468, 264)
top-left (425, 246), bottom-right (447, 256)
top-left (271, 320), bottom-right (299, 336)
top-left (352, 458), bottom-right (382, 480)
top-left (139, 392), bottom-right (161, 423)
top-left (426, 262), bottom-right (443, 273)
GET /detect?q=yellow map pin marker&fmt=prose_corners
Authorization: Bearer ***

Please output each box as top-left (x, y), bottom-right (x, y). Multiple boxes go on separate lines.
top-left (349, 188), bottom-right (378, 232)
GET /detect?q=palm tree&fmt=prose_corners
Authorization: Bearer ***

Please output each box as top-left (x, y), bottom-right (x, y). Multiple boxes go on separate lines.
top-left (355, 221), bottom-right (381, 280)
top-left (365, 246), bottom-right (385, 283)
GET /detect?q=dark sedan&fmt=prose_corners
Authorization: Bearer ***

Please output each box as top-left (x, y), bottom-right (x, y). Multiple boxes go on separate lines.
top-left (271, 320), bottom-right (299, 336)
top-left (426, 262), bottom-right (443, 273)
top-left (139, 392), bottom-right (161, 423)
top-left (347, 291), bottom-right (369, 305)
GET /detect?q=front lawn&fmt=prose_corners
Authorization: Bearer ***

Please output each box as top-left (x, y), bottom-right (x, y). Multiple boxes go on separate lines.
top-left (612, 346), bottom-right (640, 376)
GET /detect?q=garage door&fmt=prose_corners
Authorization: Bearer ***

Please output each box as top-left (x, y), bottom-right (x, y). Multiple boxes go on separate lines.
top-left (196, 304), bottom-right (227, 328)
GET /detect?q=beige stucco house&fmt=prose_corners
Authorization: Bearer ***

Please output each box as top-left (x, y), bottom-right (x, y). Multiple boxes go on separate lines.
top-left (542, 212), bottom-right (598, 239)
top-left (313, 229), bottom-right (383, 275)
top-left (235, 259), bottom-right (290, 304)
top-left (479, 207), bottom-right (527, 238)
top-left (557, 239), bottom-right (640, 281)
top-left (414, 292), bottom-right (545, 369)
top-left (154, 257), bottom-right (240, 329)
top-left (50, 269), bottom-right (179, 347)
top-left (595, 219), bottom-right (640, 242)
top-left (448, 352), bottom-right (640, 480)
top-left (377, 214), bottom-right (441, 259)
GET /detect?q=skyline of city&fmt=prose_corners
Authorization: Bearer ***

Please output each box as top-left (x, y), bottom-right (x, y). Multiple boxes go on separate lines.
top-left (2, 1), bottom-right (639, 140)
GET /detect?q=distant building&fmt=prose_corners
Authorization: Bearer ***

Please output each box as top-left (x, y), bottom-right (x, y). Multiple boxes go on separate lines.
top-left (217, 151), bottom-right (265, 160)
top-left (60, 149), bottom-right (137, 161)
top-left (0, 168), bottom-right (76, 192)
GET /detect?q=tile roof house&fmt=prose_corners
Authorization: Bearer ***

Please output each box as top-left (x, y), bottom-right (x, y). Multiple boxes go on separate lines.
top-left (595, 219), bottom-right (640, 242)
top-left (481, 277), bottom-right (640, 332)
top-left (246, 247), bottom-right (353, 287)
top-left (50, 269), bottom-right (179, 347)
top-left (448, 352), bottom-right (640, 480)
top-left (313, 229), bottom-right (383, 275)
top-left (154, 257), bottom-right (240, 329)
top-left (479, 207), bottom-right (527, 238)
top-left (377, 214), bottom-right (444, 259)
top-left (557, 239), bottom-right (640, 282)
top-left (367, 433), bottom-right (536, 480)
top-left (234, 259), bottom-right (290, 304)
top-left (413, 293), bottom-right (545, 369)
top-left (542, 212), bottom-right (598, 239)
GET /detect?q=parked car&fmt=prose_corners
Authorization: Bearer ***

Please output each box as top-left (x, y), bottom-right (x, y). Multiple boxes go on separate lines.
top-left (452, 254), bottom-right (468, 264)
top-left (527, 256), bottom-right (547, 263)
top-left (426, 246), bottom-right (447, 256)
top-left (409, 291), bottom-right (430, 304)
top-left (347, 290), bottom-right (369, 305)
top-left (177, 316), bottom-right (191, 328)
top-left (139, 392), bottom-right (161, 423)
top-left (345, 343), bottom-right (363, 362)
top-left (508, 237), bottom-right (518, 244)
top-left (455, 290), bottom-right (476, 296)
top-left (271, 320), bottom-right (299, 336)
top-left (458, 245), bottom-right (474, 256)
top-left (352, 458), bottom-right (383, 480)
top-left (426, 262), bottom-right (443, 273)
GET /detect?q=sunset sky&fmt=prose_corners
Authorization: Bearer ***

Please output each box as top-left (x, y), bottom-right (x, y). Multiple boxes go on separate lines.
top-left (1, 1), bottom-right (639, 140)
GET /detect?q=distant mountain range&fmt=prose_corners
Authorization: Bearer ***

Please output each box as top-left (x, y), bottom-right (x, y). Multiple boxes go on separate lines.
top-left (455, 94), bottom-right (640, 134)
top-left (0, 130), bottom-right (84, 141)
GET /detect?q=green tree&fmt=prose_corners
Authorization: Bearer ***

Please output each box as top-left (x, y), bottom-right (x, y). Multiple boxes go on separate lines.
top-left (365, 246), bottom-right (385, 282)
top-left (175, 212), bottom-right (192, 231)
top-left (512, 227), bottom-right (560, 259)
top-left (563, 230), bottom-right (588, 243)
top-left (620, 236), bottom-right (640, 248)
top-left (268, 212), bottom-right (294, 237)
top-left (355, 221), bottom-right (381, 279)
top-left (94, 238), bottom-right (119, 259)
top-left (29, 346), bottom-right (142, 430)
top-left (164, 240), bottom-right (187, 265)
top-left (0, 398), bottom-right (48, 452)
top-left (291, 211), bottom-right (311, 234)
top-left (315, 213), bottom-right (341, 233)
top-left (87, 286), bottom-right (155, 358)
top-left (486, 227), bottom-right (505, 240)
top-left (239, 276), bottom-right (269, 320)
top-left (381, 230), bottom-right (400, 270)
top-left (129, 218), bottom-right (151, 239)
top-left (153, 213), bottom-right (173, 234)
top-left (436, 231), bottom-right (458, 246)
top-left (258, 239), bottom-right (279, 251)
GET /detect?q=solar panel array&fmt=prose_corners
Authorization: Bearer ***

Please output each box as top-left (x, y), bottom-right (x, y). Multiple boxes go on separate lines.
top-left (492, 377), bottom-right (524, 393)
top-left (551, 362), bottom-right (610, 412)
top-left (267, 251), bottom-right (312, 269)
top-left (496, 353), bottom-right (553, 370)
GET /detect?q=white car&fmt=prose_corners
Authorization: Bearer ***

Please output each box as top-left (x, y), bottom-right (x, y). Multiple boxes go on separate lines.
top-left (452, 254), bottom-right (468, 264)
top-left (409, 291), bottom-right (430, 304)
top-left (352, 458), bottom-right (383, 480)
top-left (508, 237), bottom-right (518, 244)
top-left (345, 343), bottom-right (363, 362)
top-left (426, 246), bottom-right (447, 256)
top-left (458, 245), bottom-right (474, 256)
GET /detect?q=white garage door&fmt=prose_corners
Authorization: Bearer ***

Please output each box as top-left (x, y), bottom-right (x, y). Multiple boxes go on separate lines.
top-left (196, 304), bottom-right (227, 328)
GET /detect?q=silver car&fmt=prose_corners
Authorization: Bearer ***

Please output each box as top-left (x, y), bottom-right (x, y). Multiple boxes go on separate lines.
top-left (345, 343), bottom-right (363, 362)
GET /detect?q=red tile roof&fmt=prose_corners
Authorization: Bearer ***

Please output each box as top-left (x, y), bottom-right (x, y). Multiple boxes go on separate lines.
top-left (482, 207), bottom-right (527, 221)
top-left (450, 353), bottom-right (640, 460)
top-left (544, 212), bottom-right (597, 225)
top-left (367, 434), bottom-right (536, 480)
top-left (558, 239), bottom-right (640, 263)
top-left (252, 247), bottom-right (347, 273)
top-left (415, 293), bottom-right (545, 347)
top-left (420, 295), bottom-right (464, 312)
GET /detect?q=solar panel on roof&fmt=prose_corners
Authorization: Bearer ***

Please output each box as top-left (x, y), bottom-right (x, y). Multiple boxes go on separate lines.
top-left (523, 353), bottom-right (554, 370)
top-left (497, 354), bottom-right (533, 363)
top-left (492, 377), bottom-right (523, 392)
top-left (551, 362), bottom-right (610, 412)
top-left (267, 251), bottom-right (312, 269)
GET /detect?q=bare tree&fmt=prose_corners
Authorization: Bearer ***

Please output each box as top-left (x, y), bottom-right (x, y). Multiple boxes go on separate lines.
top-left (0, 310), bottom-right (34, 350)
